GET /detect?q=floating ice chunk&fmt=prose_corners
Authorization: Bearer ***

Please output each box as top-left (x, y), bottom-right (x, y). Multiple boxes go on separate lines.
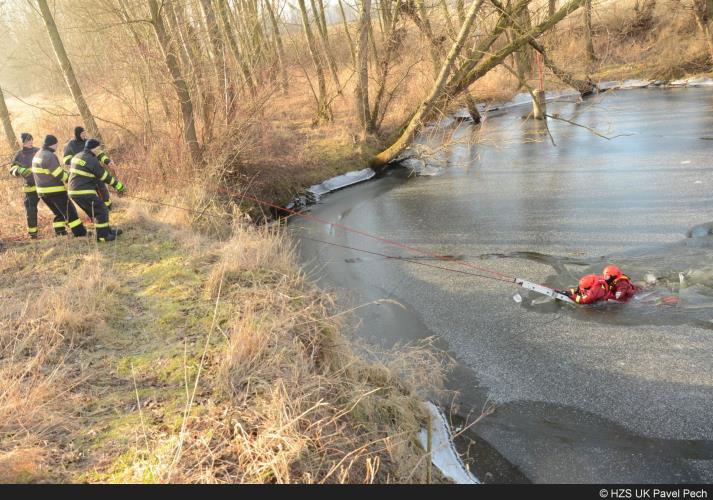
top-left (419, 165), bottom-right (444, 176)
top-left (620, 79), bottom-right (653, 89)
top-left (645, 273), bottom-right (657, 285)
top-left (513, 293), bottom-right (523, 303)
top-left (681, 160), bottom-right (691, 164)
top-left (694, 180), bottom-right (703, 184)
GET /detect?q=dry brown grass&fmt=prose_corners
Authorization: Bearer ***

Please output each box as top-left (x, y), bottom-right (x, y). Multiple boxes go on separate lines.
top-left (0, 240), bottom-right (118, 482)
top-left (0, 179), bottom-right (449, 483)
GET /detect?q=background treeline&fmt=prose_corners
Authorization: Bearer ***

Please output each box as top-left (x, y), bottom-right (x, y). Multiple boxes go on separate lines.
top-left (1, 0), bottom-right (712, 202)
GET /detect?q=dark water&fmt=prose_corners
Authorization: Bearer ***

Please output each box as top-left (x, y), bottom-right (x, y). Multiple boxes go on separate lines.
top-left (293, 88), bottom-right (713, 483)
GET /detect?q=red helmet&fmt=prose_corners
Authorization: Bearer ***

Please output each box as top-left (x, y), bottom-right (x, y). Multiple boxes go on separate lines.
top-left (603, 265), bottom-right (622, 279)
top-left (579, 274), bottom-right (598, 290)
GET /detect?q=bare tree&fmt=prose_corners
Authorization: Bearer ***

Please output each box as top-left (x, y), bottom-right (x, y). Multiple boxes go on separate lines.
top-left (148, 0), bottom-right (201, 161)
top-left (199, 0), bottom-right (235, 120)
top-left (693, 0), bottom-right (713, 63)
top-left (369, 0), bottom-right (407, 132)
top-left (297, 0), bottom-right (332, 122)
top-left (372, 0), bottom-right (587, 167)
top-left (309, 0), bottom-right (341, 90)
top-left (528, 38), bottom-right (597, 95)
top-left (264, 0), bottom-right (289, 93)
top-left (337, 0), bottom-right (357, 66)
top-left (508, 4), bottom-right (534, 88)
top-left (583, 0), bottom-right (596, 68)
top-left (0, 85), bottom-right (18, 151)
top-left (216, 0), bottom-right (257, 97)
top-left (372, 0), bottom-right (485, 166)
top-left (355, 0), bottom-right (372, 134)
top-left (37, 0), bottom-right (102, 140)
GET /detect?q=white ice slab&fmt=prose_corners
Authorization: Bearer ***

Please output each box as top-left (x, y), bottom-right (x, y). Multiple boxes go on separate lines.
top-left (418, 401), bottom-right (480, 485)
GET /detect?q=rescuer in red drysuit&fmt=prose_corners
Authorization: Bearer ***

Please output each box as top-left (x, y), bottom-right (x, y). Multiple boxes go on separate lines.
top-left (603, 264), bottom-right (637, 301)
top-left (565, 274), bottom-right (610, 304)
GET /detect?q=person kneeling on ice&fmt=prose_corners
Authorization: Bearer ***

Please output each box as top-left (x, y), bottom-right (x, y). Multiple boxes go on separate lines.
top-left (603, 264), bottom-right (636, 301)
top-left (564, 274), bottom-right (609, 304)
top-left (68, 139), bottom-right (126, 242)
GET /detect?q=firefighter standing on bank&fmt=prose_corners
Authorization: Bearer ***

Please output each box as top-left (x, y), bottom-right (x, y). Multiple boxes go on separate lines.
top-left (9, 133), bottom-right (40, 238)
top-left (68, 138), bottom-right (125, 242)
top-left (31, 134), bottom-right (87, 237)
top-left (63, 126), bottom-right (115, 210)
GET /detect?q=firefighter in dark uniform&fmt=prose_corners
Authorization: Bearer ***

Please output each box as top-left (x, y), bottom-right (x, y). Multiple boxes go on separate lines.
top-left (32, 135), bottom-right (87, 237)
top-left (63, 126), bottom-right (115, 210)
top-left (9, 133), bottom-right (40, 238)
top-left (68, 138), bottom-right (125, 242)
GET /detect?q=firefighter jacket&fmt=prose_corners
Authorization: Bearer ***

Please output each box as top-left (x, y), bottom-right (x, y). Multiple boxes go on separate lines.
top-left (63, 139), bottom-right (112, 167)
top-left (607, 275), bottom-right (636, 301)
top-left (68, 150), bottom-right (122, 196)
top-left (32, 147), bottom-right (69, 196)
top-left (569, 276), bottom-right (610, 305)
top-left (10, 147), bottom-right (39, 192)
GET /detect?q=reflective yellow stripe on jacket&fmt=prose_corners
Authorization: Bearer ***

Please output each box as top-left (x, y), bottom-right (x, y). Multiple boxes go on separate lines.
top-left (68, 190), bottom-right (98, 196)
top-left (70, 168), bottom-right (95, 178)
top-left (22, 185), bottom-right (37, 193)
top-left (37, 185), bottom-right (67, 195)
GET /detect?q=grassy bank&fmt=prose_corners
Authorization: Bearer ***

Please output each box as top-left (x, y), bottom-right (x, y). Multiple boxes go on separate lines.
top-left (0, 190), bottom-right (449, 483)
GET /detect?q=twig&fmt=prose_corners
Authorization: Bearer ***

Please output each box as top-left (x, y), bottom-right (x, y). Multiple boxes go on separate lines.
top-left (2, 88), bottom-right (138, 139)
top-left (545, 113), bottom-right (634, 140)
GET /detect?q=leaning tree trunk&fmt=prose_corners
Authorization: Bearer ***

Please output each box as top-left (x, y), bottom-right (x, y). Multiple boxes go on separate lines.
top-left (148, 0), bottom-right (200, 162)
top-left (372, 0), bottom-right (586, 167)
top-left (355, 0), bottom-right (372, 134)
top-left (372, 0), bottom-right (484, 167)
top-left (37, 0), bottom-right (102, 140)
top-left (0, 86), bottom-right (18, 151)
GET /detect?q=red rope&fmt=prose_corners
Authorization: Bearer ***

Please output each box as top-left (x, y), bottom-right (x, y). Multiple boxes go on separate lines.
top-left (214, 186), bottom-right (516, 282)
top-left (123, 183), bottom-right (516, 283)
top-left (299, 235), bottom-right (515, 283)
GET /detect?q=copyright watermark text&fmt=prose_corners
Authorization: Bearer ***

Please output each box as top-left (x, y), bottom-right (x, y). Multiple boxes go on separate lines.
top-left (599, 489), bottom-right (708, 499)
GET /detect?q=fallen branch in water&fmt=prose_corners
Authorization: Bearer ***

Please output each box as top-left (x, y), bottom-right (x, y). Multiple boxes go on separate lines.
top-left (545, 113), bottom-right (635, 140)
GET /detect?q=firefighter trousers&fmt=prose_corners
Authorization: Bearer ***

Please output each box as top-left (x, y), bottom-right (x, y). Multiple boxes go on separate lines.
top-left (23, 191), bottom-right (39, 236)
top-left (71, 194), bottom-right (110, 240)
top-left (40, 193), bottom-right (87, 237)
top-left (97, 182), bottom-right (112, 210)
